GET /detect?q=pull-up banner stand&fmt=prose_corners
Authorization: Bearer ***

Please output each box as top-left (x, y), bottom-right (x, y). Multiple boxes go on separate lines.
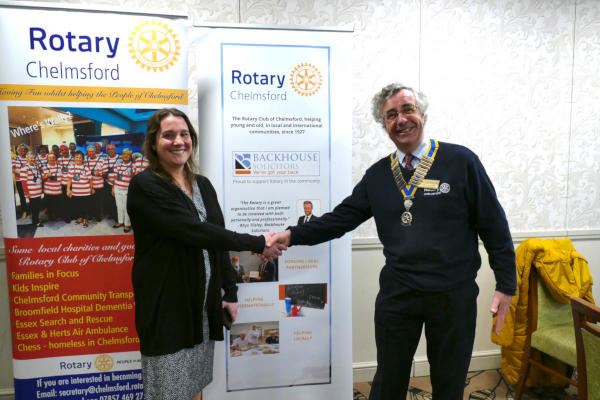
top-left (0, 2), bottom-right (188, 399)
top-left (194, 25), bottom-right (353, 400)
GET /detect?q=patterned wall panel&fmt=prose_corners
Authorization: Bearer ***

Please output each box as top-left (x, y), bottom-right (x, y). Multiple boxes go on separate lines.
top-left (420, 0), bottom-right (576, 232)
top-left (568, 0), bottom-right (600, 230)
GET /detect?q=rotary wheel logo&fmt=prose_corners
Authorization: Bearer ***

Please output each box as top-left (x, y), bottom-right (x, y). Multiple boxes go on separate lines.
top-left (290, 63), bottom-right (322, 96)
top-left (128, 21), bottom-right (181, 72)
top-left (94, 354), bottom-right (114, 372)
top-left (439, 183), bottom-right (451, 193)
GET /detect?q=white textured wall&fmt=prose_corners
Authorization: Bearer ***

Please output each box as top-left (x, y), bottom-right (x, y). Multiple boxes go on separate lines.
top-left (2, 0), bottom-right (598, 235)
top-left (2, 0), bottom-right (600, 393)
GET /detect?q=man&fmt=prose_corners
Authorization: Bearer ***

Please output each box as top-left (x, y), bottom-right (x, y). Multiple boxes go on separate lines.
top-left (103, 144), bottom-right (120, 220)
top-left (85, 145), bottom-right (107, 221)
top-left (265, 331), bottom-right (279, 344)
top-left (68, 142), bottom-right (77, 157)
top-left (35, 145), bottom-right (49, 169)
top-left (12, 143), bottom-right (29, 219)
top-left (245, 325), bottom-right (260, 345)
top-left (257, 259), bottom-right (276, 282)
top-left (57, 144), bottom-right (74, 222)
top-left (94, 142), bottom-right (108, 161)
top-left (51, 144), bottom-right (60, 159)
top-left (21, 152), bottom-right (44, 227)
top-left (297, 200), bottom-right (318, 225)
top-left (41, 153), bottom-right (62, 222)
top-left (112, 148), bottom-right (134, 232)
top-left (267, 83), bottom-right (516, 399)
top-left (231, 332), bottom-right (250, 349)
top-left (133, 152), bottom-right (149, 175)
top-left (230, 255), bottom-right (246, 283)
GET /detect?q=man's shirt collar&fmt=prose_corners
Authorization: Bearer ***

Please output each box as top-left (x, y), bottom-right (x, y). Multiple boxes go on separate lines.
top-left (396, 138), bottom-right (428, 165)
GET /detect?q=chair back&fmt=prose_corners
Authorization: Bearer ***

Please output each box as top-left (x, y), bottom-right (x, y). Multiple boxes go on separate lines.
top-left (571, 296), bottom-right (600, 400)
top-left (536, 275), bottom-right (573, 330)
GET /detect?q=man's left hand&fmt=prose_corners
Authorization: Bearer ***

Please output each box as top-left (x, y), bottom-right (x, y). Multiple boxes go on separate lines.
top-left (490, 291), bottom-right (512, 334)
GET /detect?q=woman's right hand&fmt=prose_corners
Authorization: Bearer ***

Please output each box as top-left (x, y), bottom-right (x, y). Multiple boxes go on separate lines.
top-left (222, 301), bottom-right (238, 322)
top-left (261, 232), bottom-right (287, 260)
top-left (266, 230), bottom-right (291, 248)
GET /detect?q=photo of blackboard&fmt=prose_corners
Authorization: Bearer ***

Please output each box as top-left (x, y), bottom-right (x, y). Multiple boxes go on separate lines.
top-left (284, 283), bottom-right (327, 309)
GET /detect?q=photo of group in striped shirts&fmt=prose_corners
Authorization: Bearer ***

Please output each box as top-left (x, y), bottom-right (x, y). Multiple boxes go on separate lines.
top-left (9, 106), bottom-right (155, 238)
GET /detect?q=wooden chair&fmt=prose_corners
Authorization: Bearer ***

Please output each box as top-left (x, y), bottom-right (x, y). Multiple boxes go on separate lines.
top-left (571, 296), bottom-right (600, 400)
top-left (514, 268), bottom-right (577, 399)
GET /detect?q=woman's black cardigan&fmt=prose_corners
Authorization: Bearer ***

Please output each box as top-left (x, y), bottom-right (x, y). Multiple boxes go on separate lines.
top-left (127, 170), bottom-right (264, 356)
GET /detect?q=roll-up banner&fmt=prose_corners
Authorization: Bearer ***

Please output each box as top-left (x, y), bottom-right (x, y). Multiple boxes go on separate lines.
top-left (0, 3), bottom-right (187, 399)
top-left (194, 26), bottom-right (353, 399)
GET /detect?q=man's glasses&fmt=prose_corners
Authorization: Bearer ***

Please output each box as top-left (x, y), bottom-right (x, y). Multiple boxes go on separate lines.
top-left (385, 104), bottom-right (419, 122)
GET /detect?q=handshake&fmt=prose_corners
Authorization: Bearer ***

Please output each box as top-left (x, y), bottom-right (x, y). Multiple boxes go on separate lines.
top-left (259, 230), bottom-right (292, 261)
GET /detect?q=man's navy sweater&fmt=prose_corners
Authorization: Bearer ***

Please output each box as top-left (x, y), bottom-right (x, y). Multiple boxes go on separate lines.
top-left (290, 141), bottom-right (516, 296)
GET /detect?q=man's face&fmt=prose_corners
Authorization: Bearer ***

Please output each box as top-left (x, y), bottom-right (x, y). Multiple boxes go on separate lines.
top-left (48, 154), bottom-right (56, 165)
top-left (60, 147), bottom-right (69, 157)
top-left (69, 144), bottom-right (76, 154)
top-left (39, 148), bottom-right (47, 157)
top-left (107, 145), bottom-right (116, 157)
top-left (18, 146), bottom-right (27, 156)
top-left (303, 203), bottom-right (313, 216)
top-left (382, 89), bottom-right (425, 153)
top-left (94, 143), bottom-right (102, 153)
top-left (87, 148), bottom-right (96, 158)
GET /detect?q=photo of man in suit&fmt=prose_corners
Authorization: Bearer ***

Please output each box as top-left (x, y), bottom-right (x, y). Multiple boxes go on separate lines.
top-left (230, 252), bottom-right (279, 283)
top-left (297, 200), bottom-right (318, 225)
top-left (257, 259), bottom-right (277, 282)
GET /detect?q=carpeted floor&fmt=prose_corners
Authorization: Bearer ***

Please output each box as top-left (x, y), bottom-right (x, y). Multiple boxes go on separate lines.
top-left (352, 369), bottom-right (578, 399)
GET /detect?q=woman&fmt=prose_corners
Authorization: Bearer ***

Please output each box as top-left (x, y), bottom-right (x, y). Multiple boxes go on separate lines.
top-left (127, 108), bottom-right (281, 400)
top-left (112, 148), bottom-right (134, 232)
top-left (66, 150), bottom-right (93, 227)
top-left (21, 151), bottom-right (43, 227)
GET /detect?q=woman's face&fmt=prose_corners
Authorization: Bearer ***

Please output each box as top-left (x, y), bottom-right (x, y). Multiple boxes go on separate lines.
top-left (27, 154), bottom-right (35, 165)
top-left (122, 152), bottom-right (131, 162)
top-left (74, 154), bottom-right (83, 165)
top-left (154, 115), bottom-right (192, 172)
